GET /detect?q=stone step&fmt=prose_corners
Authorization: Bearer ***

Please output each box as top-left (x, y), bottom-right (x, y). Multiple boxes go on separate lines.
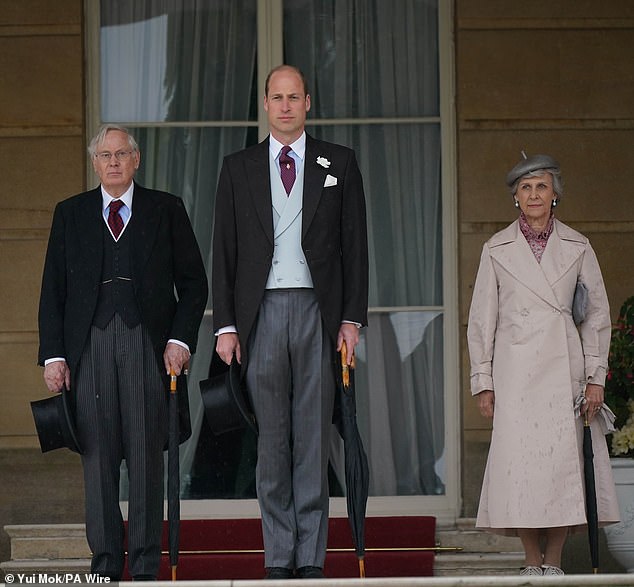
top-left (2, 519), bottom-right (526, 579)
top-left (6, 520), bottom-right (522, 559)
top-left (5, 524), bottom-right (90, 560)
top-left (434, 552), bottom-right (524, 576)
top-left (2, 558), bottom-right (90, 576)
top-left (436, 518), bottom-right (523, 554)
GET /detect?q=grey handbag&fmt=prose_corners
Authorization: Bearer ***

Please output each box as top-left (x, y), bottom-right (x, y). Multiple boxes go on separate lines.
top-left (573, 281), bottom-right (588, 326)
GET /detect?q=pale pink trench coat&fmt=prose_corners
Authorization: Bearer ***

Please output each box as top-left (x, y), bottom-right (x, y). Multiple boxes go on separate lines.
top-left (467, 218), bottom-right (620, 536)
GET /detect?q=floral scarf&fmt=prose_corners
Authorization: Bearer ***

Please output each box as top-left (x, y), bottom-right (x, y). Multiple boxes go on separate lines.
top-left (518, 211), bottom-right (554, 263)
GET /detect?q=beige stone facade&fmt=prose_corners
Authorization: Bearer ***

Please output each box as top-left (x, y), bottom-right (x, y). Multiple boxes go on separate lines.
top-left (457, 0), bottom-right (634, 515)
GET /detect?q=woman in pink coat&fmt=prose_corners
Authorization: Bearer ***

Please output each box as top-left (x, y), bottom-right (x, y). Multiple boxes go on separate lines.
top-left (467, 153), bottom-right (619, 576)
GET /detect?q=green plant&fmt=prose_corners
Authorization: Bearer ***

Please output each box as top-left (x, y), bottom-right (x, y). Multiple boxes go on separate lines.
top-left (604, 296), bottom-right (634, 457)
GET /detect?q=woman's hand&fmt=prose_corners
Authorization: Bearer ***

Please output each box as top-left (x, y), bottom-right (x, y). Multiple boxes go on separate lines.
top-left (477, 389), bottom-right (495, 419)
top-left (583, 383), bottom-right (604, 422)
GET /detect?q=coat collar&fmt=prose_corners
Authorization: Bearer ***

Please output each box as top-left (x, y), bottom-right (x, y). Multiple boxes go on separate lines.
top-left (246, 139), bottom-right (274, 245)
top-left (488, 218), bottom-right (586, 309)
top-left (128, 183), bottom-right (162, 282)
top-left (302, 135), bottom-right (331, 238)
top-left (77, 188), bottom-right (104, 284)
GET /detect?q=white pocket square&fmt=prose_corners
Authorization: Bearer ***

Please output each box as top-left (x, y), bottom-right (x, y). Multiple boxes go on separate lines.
top-left (324, 174), bottom-right (338, 187)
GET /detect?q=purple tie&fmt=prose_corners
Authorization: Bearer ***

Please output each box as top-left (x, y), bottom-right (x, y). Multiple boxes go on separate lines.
top-left (108, 199), bottom-right (124, 239)
top-left (279, 146), bottom-right (296, 195)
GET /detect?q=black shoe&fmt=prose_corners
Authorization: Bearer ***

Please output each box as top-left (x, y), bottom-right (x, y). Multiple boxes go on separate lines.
top-left (132, 575), bottom-right (156, 581)
top-left (296, 566), bottom-right (325, 579)
top-left (264, 567), bottom-right (294, 580)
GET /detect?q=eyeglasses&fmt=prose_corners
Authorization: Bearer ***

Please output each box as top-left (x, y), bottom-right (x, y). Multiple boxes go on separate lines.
top-left (95, 150), bottom-right (134, 162)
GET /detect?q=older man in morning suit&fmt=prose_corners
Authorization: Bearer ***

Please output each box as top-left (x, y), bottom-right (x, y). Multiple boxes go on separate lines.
top-left (212, 65), bottom-right (368, 580)
top-left (38, 125), bottom-right (208, 581)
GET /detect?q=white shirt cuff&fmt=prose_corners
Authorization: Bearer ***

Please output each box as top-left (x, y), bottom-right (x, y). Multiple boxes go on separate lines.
top-left (168, 339), bottom-right (190, 353)
top-left (215, 325), bottom-right (238, 336)
top-left (44, 357), bottom-right (66, 366)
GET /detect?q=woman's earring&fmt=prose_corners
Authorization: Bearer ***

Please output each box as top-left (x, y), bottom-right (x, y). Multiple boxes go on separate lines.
top-left (552, 198), bottom-right (558, 207)
top-left (514, 199), bottom-right (520, 208)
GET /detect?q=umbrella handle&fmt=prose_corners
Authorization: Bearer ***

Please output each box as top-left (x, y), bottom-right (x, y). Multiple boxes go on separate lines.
top-left (340, 342), bottom-right (356, 388)
top-left (341, 342), bottom-right (349, 387)
top-left (170, 368), bottom-right (177, 394)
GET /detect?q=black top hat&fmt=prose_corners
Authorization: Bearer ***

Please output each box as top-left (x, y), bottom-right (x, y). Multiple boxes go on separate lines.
top-left (199, 358), bottom-right (257, 435)
top-left (31, 386), bottom-right (82, 454)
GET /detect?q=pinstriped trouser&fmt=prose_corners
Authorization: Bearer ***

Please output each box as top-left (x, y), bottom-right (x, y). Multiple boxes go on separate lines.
top-left (245, 289), bottom-right (335, 569)
top-left (75, 314), bottom-right (168, 580)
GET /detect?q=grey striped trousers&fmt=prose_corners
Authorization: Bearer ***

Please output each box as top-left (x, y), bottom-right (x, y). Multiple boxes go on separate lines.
top-left (75, 314), bottom-right (168, 579)
top-left (245, 289), bottom-right (335, 569)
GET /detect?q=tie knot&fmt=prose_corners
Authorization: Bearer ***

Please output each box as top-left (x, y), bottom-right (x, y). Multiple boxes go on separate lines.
top-left (280, 145), bottom-right (292, 158)
top-left (110, 199), bottom-right (124, 213)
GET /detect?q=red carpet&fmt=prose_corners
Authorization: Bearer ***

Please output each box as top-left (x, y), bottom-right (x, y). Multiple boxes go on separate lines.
top-left (124, 516), bottom-right (435, 580)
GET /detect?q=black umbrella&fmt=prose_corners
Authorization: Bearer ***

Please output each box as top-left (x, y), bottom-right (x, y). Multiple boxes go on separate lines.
top-left (333, 341), bottom-right (370, 577)
top-left (583, 412), bottom-right (599, 573)
top-left (168, 369), bottom-right (180, 581)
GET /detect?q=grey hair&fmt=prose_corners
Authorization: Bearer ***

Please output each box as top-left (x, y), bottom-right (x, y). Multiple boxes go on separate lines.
top-left (88, 124), bottom-right (139, 157)
top-left (509, 168), bottom-right (564, 199)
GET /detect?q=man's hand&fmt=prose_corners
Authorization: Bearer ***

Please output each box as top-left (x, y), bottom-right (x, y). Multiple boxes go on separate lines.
top-left (44, 360), bottom-right (70, 393)
top-left (163, 342), bottom-right (191, 376)
top-left (337, 323), bottom-right (360, 365)
top-left (477, 389), bottom-right (495, 419)
top-left (216, 332), bottom-right (241, 365)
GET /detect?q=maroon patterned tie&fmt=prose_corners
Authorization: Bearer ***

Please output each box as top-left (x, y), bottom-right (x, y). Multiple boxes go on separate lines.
top-left (108, 199), bottom-right (124, 239)
top-left (279, 146), bottom-right (296, 195)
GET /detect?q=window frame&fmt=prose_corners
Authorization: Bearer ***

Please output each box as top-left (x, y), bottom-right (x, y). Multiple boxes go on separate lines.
top-left (84, 0), bottom-right (460, 526)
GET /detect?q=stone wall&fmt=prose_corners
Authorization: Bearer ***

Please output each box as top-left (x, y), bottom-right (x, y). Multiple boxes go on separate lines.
top-left (457, 0), bottom-right (634, 517)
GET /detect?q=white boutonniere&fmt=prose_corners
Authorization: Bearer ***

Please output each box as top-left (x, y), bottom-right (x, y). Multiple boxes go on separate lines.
top-left (316, 156), bottom-right (331, 169)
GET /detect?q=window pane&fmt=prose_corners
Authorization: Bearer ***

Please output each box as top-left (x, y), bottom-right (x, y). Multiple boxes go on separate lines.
top-left (185, 314), bottom-right (258, 499)
top-left (310, 123), bottom-right (442, 307)
top-left (284, 0), bottom-right (439, 119)
top-left (129, 125), bottom-right (257, 268)
top-left (347, 311), bottom-right (446, 495)
top-left (100, 0), bottom-right (449, 504)
top-left (101, 0), bottom-right (257, 122)
top-left (183, 311), bottom-right (446, 499)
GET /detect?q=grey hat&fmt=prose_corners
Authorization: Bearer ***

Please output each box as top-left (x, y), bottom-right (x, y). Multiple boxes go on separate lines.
top-left (506, 153), bottom-right (560, 187)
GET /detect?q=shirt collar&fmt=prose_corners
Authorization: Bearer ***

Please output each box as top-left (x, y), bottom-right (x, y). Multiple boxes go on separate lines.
top-left (269, 132), bottom-right (306, 161)
top-left (101, 182), bottom-right (134, 212)
top-left (519, 210), bottom-right (555, 241)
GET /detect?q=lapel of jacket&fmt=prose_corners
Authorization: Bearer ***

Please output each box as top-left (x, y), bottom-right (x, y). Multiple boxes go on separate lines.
top-left (77, 188), bottom-right (104, 286)
top-left (539, 219), bottom-right (586, 287)
top-left (488, 220), bottom-right (561, 309)
top-left (246, 140), bottom-right (274, 245)
top-left (302, 135), bottom-right (330, 239)
top-left (129, 183), bottom-right (161, 284)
